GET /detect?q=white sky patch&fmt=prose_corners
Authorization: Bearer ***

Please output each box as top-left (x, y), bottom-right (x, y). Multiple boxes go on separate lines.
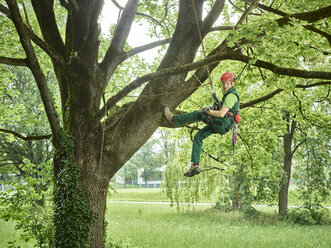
top-left (100, 1), bottom-right (159, 63)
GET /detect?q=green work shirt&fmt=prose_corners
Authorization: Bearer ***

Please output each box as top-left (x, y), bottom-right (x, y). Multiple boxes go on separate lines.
top-left (222, 93), bottom-right (237, 108)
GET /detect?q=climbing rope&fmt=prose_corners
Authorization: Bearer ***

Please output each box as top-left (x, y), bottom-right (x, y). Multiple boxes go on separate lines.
top-left (191, 0), bottom-right (215, 91)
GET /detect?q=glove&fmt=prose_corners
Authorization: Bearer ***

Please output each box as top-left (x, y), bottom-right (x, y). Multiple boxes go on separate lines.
top-left (200, 105), bottom-right (211, 113)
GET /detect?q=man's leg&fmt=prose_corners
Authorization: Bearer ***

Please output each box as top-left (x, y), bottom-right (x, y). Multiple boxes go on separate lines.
top-left (184, 126), bottom-right (214, 177)
top-left (173, 110), bottom-right (205, 127)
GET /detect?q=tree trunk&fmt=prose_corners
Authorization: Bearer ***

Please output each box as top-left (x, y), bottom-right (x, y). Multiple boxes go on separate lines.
top-left (278, 133), bottom-right (292, 215)
top-left (54, 124), bottom-right (112, 248)
top-left (278, 115), bottom-right (296, 215)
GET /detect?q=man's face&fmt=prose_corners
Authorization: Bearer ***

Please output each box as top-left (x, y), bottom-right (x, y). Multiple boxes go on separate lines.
top-left (221, 81), bottom-right (234, 93)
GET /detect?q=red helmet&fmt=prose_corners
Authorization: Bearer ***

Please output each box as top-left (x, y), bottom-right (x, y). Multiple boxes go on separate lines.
top-left (220, 72), bottom-right (235, 82)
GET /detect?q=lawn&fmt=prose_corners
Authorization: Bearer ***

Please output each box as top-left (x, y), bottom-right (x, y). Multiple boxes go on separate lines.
top-left (106, 203), bottom-right (331, 248)
top-left (1, 187), bottom-right (330, 247)
top-left (0, 219), bottom-right (36, 248)
top-left (109, 187), bottom-right (331, 207)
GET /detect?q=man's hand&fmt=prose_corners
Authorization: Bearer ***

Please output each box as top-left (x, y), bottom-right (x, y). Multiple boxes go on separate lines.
top-left (200, 105), bottom-right (211, 113)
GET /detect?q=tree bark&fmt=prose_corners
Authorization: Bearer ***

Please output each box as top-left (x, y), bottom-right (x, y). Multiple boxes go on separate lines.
top-left (278, 115), bottom-right (296, 215)
top-left (278, 133), bottom-right (292, 215)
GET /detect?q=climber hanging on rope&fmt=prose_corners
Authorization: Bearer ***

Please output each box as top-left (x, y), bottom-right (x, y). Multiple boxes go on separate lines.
top-left (163, 72), bottom-right (241, 177)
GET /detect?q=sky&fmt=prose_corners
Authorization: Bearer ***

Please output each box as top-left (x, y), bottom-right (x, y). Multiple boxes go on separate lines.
top-left (100, 0), bottom-right (159, 62)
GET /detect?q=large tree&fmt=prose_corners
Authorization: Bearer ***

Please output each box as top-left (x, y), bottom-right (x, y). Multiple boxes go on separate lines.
top-left (0, 0), bottom-right (330, 247)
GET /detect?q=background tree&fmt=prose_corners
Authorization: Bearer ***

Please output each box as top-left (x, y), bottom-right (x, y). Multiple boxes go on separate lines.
top-left (0, 67), bottom-right (55, 247)
top-left (0, 67), bottom-right (53, 177)
top-left (0, 1), bottom-right (330, 247)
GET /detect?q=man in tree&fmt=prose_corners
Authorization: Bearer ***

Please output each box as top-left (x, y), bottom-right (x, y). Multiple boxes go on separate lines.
top-left (163, 72), bottom-right (240, 177)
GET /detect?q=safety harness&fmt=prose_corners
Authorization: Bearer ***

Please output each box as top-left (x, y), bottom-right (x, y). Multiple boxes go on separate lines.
top-left (209, 87), bottom-right (241, 151)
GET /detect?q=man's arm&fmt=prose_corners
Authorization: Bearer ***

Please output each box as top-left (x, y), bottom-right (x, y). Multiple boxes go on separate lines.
top-left (207, 106), bottom-right (229, 118)
top-left (206, 93), bottom-right (237, 118)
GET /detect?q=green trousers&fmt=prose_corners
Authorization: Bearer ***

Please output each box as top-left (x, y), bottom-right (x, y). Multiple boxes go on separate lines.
top-left (173, 110), bottom-right (232, 164)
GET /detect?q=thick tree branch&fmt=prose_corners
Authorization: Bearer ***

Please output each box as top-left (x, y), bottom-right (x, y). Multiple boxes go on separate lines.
top-left (228, 51), bottom-right (331, 80)
top-left (0, 128), bottom-right (52, 141)
top-left (0, 56), bottom-right (27, 66)
top-left (0, 3), bottom-right (10, 15)
top-left (6, 0), bottom-right (61, 146)
top-left (95, 49), bottom-right (330, 123)
top-left (94, 52), bottom-right (228, 124)
top-left (100, 0), bottom-right (138, 74)
top-left (30, 0), bottom-right (66, 58)
top-left (241, 81), bottom-right (331, 109)
top-left (263, 4), bottom-right (331, 23)
top-left (201, 0), bottom-right (226, 35)
top-left (248, 2), bottom-right (331, 44)
top-left (68, 0), bottom-right (79, 12)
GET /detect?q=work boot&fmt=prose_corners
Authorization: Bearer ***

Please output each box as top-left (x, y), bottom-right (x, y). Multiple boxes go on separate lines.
top-left (163, 106), bottom-right (174, 123)
top-left (184, 163), bottom-right (200, 177)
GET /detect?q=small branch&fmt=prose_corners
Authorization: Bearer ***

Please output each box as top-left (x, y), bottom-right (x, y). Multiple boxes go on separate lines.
top-left (292, 91), bottom-right (325, 129)
top-left (229, 0), bottom-right (261, 16)
top-left (26, 27), bottom-right (66, 66)
top-left (0, 3), bottom-right (65, 66)
top-left (235, 0), bottom-right (260, 28)
top-left (22, 1), bottom-right (31, 28)
top-left (201, 166), bottom-right (225, 172)
top-left (241, 81), bottom-right (331, 109)
top-left (291, 139), bottom-right (307, 157)
top-left (210, 26), bottom-right (235, 31)
top-left (126, 38), bottom-right (171, 58)
top-left (229, 0), bottom-right (243, 12)
top-left (0, 56), bottom-right (27, 66)
top-left (0, 128), bottom-right (52, 141)
top-left (111, 0), bottom-right (164, 26)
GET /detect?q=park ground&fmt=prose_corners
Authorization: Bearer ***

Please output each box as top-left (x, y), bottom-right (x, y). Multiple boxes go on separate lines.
top-left (0, 187), bottom-right (330, 248)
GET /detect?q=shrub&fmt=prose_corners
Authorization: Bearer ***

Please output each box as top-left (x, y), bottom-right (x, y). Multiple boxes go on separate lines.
top-left (0, 159), bottom-right (54, 247)
top-left (287, 206), bottom-right (328, 225)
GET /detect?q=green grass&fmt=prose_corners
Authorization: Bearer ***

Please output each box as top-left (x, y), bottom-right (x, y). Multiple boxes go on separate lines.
top-left (110, 188), bottom-right (170, 202)
top-left (0, 219), bottom-right (36, 248)
top-left (106, 203), bottom-right (331, 248)
top-left (1, 187), bottom-right (330, 247)
top-left (110, 187), bottom-right (331, 207)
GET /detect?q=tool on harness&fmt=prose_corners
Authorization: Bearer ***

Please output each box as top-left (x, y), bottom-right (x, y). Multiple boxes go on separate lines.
top-left (225, 110), bottom-right (241, 124)
top-left (232, 123), bottom-right (239, 152)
